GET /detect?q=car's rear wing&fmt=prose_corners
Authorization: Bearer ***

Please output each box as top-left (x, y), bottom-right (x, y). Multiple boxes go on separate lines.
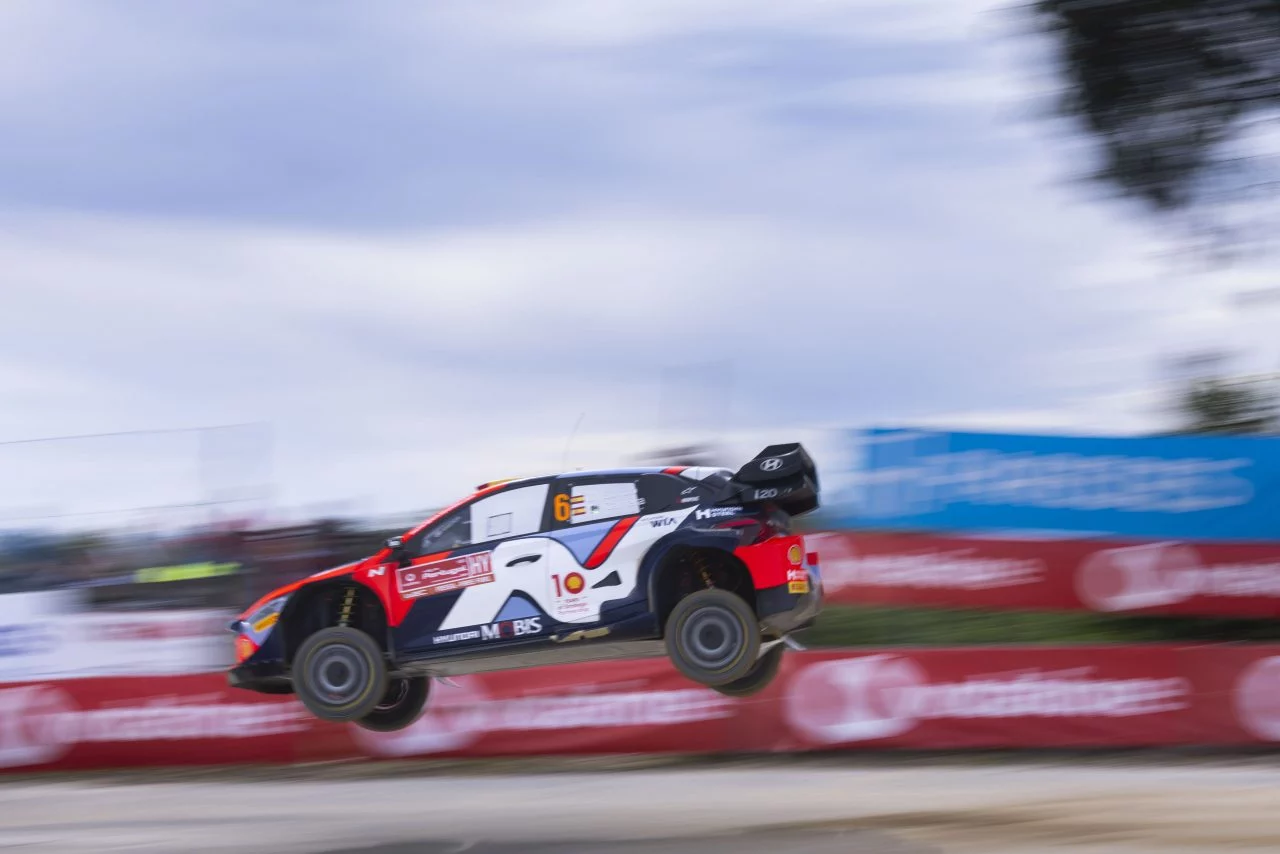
top-left (723, 443), bottom-right (819, 516)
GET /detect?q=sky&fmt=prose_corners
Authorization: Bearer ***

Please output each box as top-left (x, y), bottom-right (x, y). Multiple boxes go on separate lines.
top-left (2, 0), bottom-right (1277, 529)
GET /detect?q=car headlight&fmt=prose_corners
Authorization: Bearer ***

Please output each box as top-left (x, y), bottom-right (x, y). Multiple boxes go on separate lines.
top-left (248, 595), bottom-right (289, 634)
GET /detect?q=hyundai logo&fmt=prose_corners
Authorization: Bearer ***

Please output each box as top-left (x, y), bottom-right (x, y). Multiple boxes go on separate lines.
top-left (760, 457), bottom-right (783, 472)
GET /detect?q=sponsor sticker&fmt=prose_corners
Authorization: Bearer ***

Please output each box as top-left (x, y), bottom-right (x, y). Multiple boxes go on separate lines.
top-left (397, 553), bottom-right (495, 600)
top-left (432, 629), bottom-right (482, 645)
top-left (787, 567), bottom-right (810, 594)
top-left (431, 618), bottom-right (545, 646)
top-left (251, 613), bottom-right (278, 634)
top-left (570, 482), bottom-right (641, 524)
top-left (552, 572), bottom-right (591, 617)
top-left (695, 506), bottom-right (742, 521)
top-left (788, 544), bottom-right (802, 566)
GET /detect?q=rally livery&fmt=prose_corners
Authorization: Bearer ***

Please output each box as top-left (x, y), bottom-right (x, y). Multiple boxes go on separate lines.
top-left (227, 444), bottom-right (822, 731)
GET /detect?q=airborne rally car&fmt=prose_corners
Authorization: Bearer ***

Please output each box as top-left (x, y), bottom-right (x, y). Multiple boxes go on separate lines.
top-left (228, 444), bottom-right (822, 731)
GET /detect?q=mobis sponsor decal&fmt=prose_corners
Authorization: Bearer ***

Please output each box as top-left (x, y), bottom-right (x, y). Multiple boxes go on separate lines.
top-left (432, 618), bottom-right (544, 645)
top-left (397, 553), bottom-right (494, 600)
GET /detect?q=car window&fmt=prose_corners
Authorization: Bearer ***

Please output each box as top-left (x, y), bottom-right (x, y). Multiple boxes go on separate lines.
top-left (416, 508), bottom-right (471, 555)
top-left (552, 478), bottom-right (642, 528)
top-left (637, 473), bottom-right (705, 514)
top-left (468, 483), bottom-right (550, 544)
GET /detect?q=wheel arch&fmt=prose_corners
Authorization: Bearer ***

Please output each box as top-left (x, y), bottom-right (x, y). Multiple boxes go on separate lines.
top-left (278, 579), bottom-right (394, 666)
top-left (642, 532), bottom-right (757, 632)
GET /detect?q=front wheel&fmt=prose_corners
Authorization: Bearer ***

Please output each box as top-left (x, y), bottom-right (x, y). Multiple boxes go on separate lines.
top-left (665, 588), bottom-right (761, 687)
top-left (354, 676), bottom-right (431, 732)
top-left (293, 626), bottom-right (388, 723)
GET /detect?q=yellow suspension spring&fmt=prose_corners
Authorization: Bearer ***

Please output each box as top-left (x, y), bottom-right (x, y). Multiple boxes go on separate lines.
top-left (339, 587), bottom-right (356, 626)
top-left (694, 554), bottom-right (715, 589)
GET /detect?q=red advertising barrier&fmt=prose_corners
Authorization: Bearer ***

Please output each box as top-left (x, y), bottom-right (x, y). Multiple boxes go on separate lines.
top-left (348, 657), bottom-right (759, 759)
top-left (0, 674), bottom-right (348, 771)
top-left (5, 646), bottom-right (1280, 772)
top-left (809, 531), bottom-right (1280, 617)
top-left (1181, 645), bottom-right (1280, 744)
top-left (771, 647), bottom-right (1191, 750)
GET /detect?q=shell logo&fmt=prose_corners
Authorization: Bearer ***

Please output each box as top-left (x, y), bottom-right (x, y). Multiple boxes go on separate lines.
top-left (564, 572), bottom-right (585, 594)
top-left (787, 544), bottom-right (802, 565)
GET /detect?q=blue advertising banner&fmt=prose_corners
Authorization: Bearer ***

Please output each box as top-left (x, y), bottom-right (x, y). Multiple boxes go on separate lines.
top-left (833, 428), bottom-right (1280, 542)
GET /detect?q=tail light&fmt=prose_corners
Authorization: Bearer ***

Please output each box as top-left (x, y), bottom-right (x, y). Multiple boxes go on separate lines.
top-left (714, 518), bottom-right (773, 545)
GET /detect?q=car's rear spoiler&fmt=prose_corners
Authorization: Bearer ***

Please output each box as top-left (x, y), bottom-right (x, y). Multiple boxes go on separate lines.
top-left (724, 443), bottom-right (819, 516)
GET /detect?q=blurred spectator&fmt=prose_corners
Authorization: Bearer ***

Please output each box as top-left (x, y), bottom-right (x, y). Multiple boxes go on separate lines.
top-left (0, 532), bottom-right (66, 593)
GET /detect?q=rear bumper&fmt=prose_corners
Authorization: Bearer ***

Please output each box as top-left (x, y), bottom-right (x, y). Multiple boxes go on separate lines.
top-left (756, 565), bottom-right (823, 636)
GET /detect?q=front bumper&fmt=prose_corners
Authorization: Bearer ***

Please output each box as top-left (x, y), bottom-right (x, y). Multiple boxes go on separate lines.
top-left (227, 660), bottom-right (293, 694)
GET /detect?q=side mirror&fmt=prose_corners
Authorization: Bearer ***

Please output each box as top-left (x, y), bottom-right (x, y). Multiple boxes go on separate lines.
top-left (384, 536), bottom-right (403, 552)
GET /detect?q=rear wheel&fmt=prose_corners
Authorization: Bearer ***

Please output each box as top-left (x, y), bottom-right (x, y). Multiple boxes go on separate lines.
top-left (293, 626), bottom-right (388, 723)
top-left (354, 676), bottom-right (431, 732)
top-left (664, 588), bottom-right (760, 687)
top-left (712, 642), bottom-right (783, 697)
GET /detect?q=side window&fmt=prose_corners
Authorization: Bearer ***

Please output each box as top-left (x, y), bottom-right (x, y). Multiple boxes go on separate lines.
top-left (468, 483), bottom-right (550, 544)
top-left (416, 508), bottom-right (471, 556)
top-left (637, 473), bottom-right (706, 514)
top-left (551, 479), bottom-right (642, 528)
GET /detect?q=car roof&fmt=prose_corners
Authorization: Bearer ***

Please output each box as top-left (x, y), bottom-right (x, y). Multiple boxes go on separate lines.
top-left (392, 463), bottom-right (736, 550)
top-left (481, 465), bottom-right (736, 489)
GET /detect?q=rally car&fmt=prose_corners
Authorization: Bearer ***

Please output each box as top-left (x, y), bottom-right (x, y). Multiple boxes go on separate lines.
top-left (227, 443), bottom-right (822, 731)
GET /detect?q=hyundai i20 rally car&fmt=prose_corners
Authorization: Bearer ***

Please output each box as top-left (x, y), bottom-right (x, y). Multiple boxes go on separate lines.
top-left (227, 444), bottom-right (822, 731)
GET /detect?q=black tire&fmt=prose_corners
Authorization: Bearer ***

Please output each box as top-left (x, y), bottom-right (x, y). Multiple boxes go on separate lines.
top-left (712, 643), bottom-right (784, 698)
top-left (665, 588), bottom-right (761, 687)
top-left (293, 626), bottom-right (388, 723)
top-left (354, 676), bottom-right (431, 732)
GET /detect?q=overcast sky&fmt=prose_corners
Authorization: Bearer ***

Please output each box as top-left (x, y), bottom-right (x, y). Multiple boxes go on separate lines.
top-left (2, 0), bottom-right (1276, 529)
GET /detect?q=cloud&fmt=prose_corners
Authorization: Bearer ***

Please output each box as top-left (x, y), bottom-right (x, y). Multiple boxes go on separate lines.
top-left (0, 0), bottom-right (1271, 527)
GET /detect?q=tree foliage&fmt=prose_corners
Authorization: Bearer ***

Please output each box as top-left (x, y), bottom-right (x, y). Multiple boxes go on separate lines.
top-left (1035, 0), bottom-right (1280, 231)
top-left (1177, 374), bottom-right (1279, 432)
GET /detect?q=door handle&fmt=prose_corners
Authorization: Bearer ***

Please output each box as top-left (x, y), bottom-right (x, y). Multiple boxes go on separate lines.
top-left (506, 554), bottom-right (542, 567)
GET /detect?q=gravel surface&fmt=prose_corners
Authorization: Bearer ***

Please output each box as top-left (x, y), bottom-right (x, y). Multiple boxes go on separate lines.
top-left (0, 756), bottom-right (1277, 853)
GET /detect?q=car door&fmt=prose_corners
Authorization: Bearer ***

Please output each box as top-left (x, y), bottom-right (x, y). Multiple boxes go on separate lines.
top-left (543, 474), bottom-right (694, 625)
top-left (427, 481), bottom-right (552, 641)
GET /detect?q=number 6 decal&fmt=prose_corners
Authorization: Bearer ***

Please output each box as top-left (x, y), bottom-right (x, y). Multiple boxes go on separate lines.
top-left (554, 493), bottom-right (571, 522)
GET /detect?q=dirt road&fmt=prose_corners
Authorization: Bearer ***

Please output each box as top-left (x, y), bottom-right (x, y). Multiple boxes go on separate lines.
top-left (0, 757), bottom-right (1276, 853)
